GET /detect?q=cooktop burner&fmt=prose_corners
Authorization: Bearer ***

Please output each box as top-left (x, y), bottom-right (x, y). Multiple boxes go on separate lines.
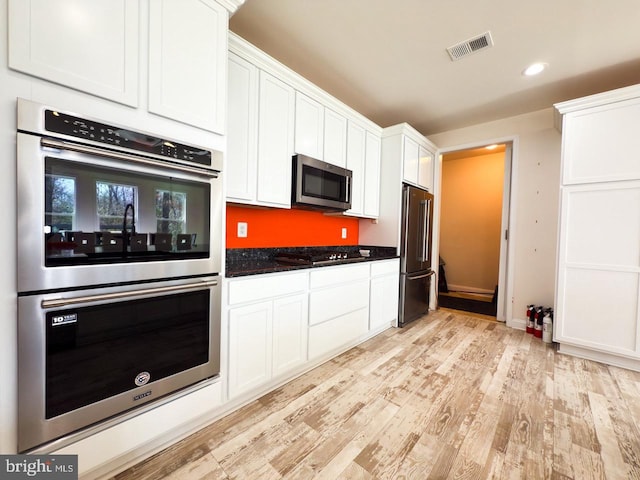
top-left (274, 250), bottom-right (366, 266)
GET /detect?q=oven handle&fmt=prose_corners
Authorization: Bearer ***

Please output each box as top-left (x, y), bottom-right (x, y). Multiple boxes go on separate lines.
top-left (41, 138), bottom-right (219, 179)
top-left (41, 279), bottom-right (219, 309)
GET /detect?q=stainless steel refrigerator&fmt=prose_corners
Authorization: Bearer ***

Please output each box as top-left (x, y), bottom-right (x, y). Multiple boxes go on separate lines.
top-left (399, 183), bottom-right (434, 327)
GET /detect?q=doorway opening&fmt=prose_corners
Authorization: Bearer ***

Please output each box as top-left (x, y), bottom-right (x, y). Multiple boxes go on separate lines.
top-left (437, 142), bottom-right (512, 319)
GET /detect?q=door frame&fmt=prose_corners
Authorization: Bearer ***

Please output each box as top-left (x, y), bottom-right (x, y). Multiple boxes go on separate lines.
top-left (432, 136), bottom-right (518, 325)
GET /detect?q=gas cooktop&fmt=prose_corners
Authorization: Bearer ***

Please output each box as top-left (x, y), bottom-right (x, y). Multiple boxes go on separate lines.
top-left (274, 250), bottom-right (367, 266)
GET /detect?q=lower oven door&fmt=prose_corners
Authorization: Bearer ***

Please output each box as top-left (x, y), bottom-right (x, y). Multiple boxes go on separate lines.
top-left (17, 276), bottom-right (221, 453)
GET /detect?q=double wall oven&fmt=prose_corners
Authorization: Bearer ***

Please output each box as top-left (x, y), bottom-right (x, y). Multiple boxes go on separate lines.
top-left (16, 99), bottom-right (223, 452)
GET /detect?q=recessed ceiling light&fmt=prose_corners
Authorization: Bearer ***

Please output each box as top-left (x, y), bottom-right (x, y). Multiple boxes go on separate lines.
top-left (485, 144), bottom-right (498, 150)
top-left (523, 62), bottom-right (548, 76)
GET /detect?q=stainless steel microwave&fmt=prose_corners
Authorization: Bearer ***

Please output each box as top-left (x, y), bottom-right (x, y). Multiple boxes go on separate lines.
top-left (291, 154), bottom-right (352, 211)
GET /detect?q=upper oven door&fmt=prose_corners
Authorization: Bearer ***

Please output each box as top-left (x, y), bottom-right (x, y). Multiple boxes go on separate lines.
top-left (17, 132), bottom-right (222, 293)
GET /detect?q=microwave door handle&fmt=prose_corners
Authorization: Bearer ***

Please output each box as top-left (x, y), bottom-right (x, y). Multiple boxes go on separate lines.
top-left (346, 176), bottom-right (351, 204)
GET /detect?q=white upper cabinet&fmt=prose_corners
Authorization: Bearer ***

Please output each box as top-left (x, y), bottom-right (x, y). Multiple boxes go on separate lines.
top-left (363, 131), bottom-right (381, 218)
top-left (148, 0), bottom-right (227, 134)
top-left (346, 123), bottom-right (381, 218)
top-left (226, 53), bottom-right (295, 208)
top-left (559, 96), bottom-right (640, 185)
top-left (402, 133), bottom-right (435, 191)
top-left (228, 33), bottom-right (382, 216)
top-left (8, 0), bottom-right (140, 106)
top-left (294, 92), bottom-right (324, 159)
top-left (9, 0), bottom-right (229, 134)
top-left (402, 136), bottom-right (420, 185)
top-left (346, 122), bottom-right (366, 216)
top-left (418, 145), bottom-right (435, 191)
top-left (323, 109), bottom-right (348, 167)
top-left (257, 71), bottom-right (295, 207)
top-left (227, 52), bottom-right (258, 202)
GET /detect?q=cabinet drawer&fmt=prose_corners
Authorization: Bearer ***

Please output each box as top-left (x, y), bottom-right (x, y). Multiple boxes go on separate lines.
top-left (309, 279), bottom-right (369, 326)
top-left (310, 263), bottom-right (370, 289)
top-left (370, 258), bottom-right (400, 277)
top-left (308, 308), bottom-right (368, 360)
top-left (228, 271), bottom-right (308, 305)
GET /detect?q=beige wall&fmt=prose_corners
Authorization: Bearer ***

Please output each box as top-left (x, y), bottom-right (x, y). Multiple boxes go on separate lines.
top-left (430, 108), bottom-right (562, 326)
top-left (440, 152), bottom-right (504, 293)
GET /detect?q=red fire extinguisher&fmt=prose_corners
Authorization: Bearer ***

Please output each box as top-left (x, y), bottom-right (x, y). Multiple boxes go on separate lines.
top-left (534, 306), bottom-right (543, 338)
top-left (526, 305), bottom-right (535, 334)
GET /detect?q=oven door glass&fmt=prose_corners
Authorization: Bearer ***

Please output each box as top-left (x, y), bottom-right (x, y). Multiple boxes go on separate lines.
top-left (44, 156), bottom-right (210, 266)
top-left (45, 288), bottom-right (210, 419)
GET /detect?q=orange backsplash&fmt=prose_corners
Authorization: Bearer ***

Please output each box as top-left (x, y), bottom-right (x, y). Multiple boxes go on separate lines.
top-left (226, 205), bottom-right (359, 248)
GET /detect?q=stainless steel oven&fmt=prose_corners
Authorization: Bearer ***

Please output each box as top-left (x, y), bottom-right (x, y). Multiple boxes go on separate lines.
top-left (16, 98), bottom-right (222, 293)
top-left (15, 99), bottom-right (224, 452)
top-left (18, 277), bottom-right (220, 452)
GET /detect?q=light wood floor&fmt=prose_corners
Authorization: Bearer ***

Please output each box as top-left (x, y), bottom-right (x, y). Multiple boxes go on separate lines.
top-left (112, 309), bottom-right (640, 480)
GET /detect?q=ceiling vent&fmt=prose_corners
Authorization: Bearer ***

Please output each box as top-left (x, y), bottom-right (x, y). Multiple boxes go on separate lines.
top-left (447, 31), bottom-right (494, 61)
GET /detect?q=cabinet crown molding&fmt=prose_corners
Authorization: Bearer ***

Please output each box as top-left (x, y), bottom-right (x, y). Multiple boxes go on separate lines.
top-left (382, 123), bottom-right (437, 150)
top-left (555, 83), bottom-right (640, 115)
top-left (228, 32), bottom-right (382, 134)
top-left (219, 0), bottom-right (245, 14)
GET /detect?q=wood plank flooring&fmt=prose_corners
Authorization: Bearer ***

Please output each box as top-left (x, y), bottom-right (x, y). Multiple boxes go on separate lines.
top-left (112, 310), bottom-right (640, 480)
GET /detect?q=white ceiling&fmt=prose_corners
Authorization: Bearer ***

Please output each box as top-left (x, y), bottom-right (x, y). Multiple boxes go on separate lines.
top-left (229, 0), bottom-right (640, 136)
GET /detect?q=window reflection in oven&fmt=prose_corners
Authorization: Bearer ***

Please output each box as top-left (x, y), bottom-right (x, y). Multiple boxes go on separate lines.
top-left (44, 156), bottom-right (210, 265)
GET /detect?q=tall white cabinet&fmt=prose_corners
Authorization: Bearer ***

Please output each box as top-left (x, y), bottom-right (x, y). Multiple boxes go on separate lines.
top-left (554, 84), bottom-right (640, 371)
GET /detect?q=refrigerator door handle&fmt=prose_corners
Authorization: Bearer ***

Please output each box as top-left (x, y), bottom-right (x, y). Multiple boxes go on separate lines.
top-left (419, 199), bottom-right (429, 262)
top-left (407, 270), bottom-right (434, 280)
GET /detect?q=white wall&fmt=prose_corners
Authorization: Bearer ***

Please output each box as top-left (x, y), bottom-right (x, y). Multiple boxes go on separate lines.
top-left (430, 108), bottom-right (562, 327)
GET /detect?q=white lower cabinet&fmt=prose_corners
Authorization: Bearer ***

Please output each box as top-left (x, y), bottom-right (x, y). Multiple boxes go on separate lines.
top-left (227, 272), bottom-right (308, 399)
top-left (369, 259), bottom-right (400, 330)
top-left (228, 301), bottom-right (273, 398)
top-left (272, 294), bottom-right (309, 376)
top-left (226, 260), bottom-right (397, 399)
top-left (308, 263), bottom-right (370, 360)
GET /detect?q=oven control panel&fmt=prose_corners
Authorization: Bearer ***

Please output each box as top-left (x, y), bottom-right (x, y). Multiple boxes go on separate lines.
top-left (44, 109), bottom-right (212, 166)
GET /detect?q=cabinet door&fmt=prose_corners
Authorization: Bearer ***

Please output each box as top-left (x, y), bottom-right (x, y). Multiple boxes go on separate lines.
top-left (346, 122), bottom-right (366, 216)
top-left (228, 301), bottom-right (273, 398)
top-left (8, 0), bottom-right (139, 106)
top-left (148, 0), bottom-right (227, 133)
top-left (562, 99), bottom-right (640, 185)
top-left (418, 145), bottom-right (434, 191)
top-left (323, 109), bottom-right (347, 167)
top-left (227, 53), bottom-right (258, 202)
top-left (370, 274), bottom-right (399, 330)
top-left (272, 294), bottom-right (308, 377)
top-left (257, 71), bottom-right (295, 207)
top-left (309, 279), bottom-right (369, 326)
top-left (555, 182), bottom-right (640, 357)
top-left (402, 136), bottom-right (420, 185)
top-left (363, 131), bottom-right (381, 218)
top-left (308, 308), bottom-right (369, 360)
top-left (294, 92), bottom-right (324, 159)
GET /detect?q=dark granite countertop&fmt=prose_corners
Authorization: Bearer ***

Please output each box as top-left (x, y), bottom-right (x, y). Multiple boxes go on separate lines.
top-left (226, 245), bottom-right (398, 277)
